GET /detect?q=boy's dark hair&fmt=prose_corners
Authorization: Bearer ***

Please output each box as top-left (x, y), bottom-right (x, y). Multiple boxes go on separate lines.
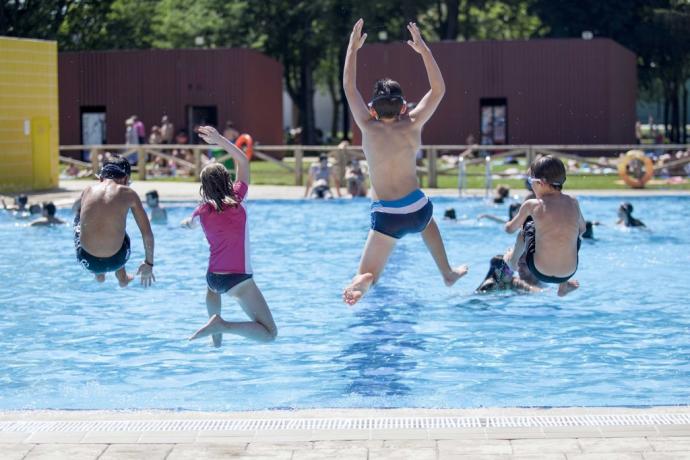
top-left (371, 78), bottom-right (405, 119)
top-left (620, 202), bottom-right (633, 215)
top-left (16, 194), bottom-right (28, 206)
top-left (43, 201), bottom-right (56, 216)
top-left (100, 156), bottom-right (131, 179)
top-left (529, 155), bottom-right (566, 190)
top-left (146, 190), bottom-right (159, 200)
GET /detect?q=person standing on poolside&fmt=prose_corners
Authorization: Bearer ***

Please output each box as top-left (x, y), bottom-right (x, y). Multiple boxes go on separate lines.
top-left (342, 19), bottom-right (468, 305)
top-left (74, 156), bottom-right (155, 287)
top-left (183, 126), bottom-right (277, 347)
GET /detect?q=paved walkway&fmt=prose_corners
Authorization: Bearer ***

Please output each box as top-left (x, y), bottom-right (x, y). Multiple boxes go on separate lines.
top-left (1, 408), bottom-right (689, 459)
top-left (2, 180), bottom-right (689, 207)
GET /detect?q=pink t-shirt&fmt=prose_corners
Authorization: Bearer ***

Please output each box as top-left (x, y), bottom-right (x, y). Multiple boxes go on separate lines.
top-left (192, 181), bottom-right (251, 274)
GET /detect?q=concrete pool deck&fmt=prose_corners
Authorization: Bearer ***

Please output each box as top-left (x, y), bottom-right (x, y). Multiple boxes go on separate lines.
top-left (2, 179), bottom-right (690, 207)
top-left (1, 407), bottom-right (690, 459)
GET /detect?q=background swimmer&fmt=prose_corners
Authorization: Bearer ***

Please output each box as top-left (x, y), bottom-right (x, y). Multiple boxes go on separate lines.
top-left (617, 202), bottom-right (646, 228)
top-left (30, 202), bottom-right (65, 226)
top-left (146, 190), bottom-right (167, 224)
top-left (476, 255), bottom-right (542, 293)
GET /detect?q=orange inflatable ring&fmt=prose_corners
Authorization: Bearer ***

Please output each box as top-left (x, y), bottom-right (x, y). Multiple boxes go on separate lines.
top-left (618, 149), bottom-right (654, 189)
top-left (235, 134), bottom-right (254, 160)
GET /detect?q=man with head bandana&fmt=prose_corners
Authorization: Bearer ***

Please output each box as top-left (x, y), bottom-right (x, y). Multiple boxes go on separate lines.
top-left (73, 156), bottom-right (156, 287)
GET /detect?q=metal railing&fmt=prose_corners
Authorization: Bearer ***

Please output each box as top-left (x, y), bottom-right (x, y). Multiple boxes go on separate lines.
top-left (59, 143), bottom-right (690, 193)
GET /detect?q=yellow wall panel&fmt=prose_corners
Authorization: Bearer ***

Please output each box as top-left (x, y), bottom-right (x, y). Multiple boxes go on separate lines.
top-left (0, 36), bottom-right (58, 192)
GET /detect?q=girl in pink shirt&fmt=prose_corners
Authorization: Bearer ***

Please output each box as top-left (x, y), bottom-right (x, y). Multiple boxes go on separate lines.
top-left (186, 126), bottom-right (277, 347)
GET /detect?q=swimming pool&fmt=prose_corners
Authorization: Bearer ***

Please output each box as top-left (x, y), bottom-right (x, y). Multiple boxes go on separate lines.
top-left (0, 195), bottom-right (688, 410)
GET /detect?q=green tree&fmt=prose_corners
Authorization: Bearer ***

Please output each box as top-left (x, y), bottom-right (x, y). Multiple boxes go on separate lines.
top-left (1, 0), bottom-right (75, 40)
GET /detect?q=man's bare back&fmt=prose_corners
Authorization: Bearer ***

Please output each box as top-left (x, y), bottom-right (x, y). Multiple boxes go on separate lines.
top-left (79, 182), bottom-right (134, 256)
top-left (74, 157), bottom-right (155, 287)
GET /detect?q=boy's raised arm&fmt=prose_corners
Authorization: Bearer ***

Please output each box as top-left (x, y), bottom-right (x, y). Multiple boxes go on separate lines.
top-left (343, 19), bottom-right (370, 128)
top-left (407, 22), bottom-right (445, 125)
top-left (198, 126), bottom-right (249, 184)
top-left (505, 200), bottom-right (536, 234)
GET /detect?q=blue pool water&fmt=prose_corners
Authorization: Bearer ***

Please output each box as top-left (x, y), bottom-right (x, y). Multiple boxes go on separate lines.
top-left (0, 195), bottom-right (689, 410)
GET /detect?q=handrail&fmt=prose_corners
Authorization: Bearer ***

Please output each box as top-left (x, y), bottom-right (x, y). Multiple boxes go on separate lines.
top-left (59, 143), bottom-right (689, 189)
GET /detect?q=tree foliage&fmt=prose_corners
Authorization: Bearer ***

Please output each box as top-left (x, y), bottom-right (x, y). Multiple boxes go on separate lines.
top-left (2, 0), bottom-right (688, 143)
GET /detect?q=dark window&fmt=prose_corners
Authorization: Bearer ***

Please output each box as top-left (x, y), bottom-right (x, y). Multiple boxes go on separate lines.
top-left (187, 106), bottom-right (218, 144)
top-left (80, 106), bottom-right (106, 161)
top-left (480, 98), bottom-right (507, 145)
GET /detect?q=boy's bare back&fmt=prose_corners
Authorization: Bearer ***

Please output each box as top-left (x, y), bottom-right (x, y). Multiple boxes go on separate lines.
top-left (361, 117), bottom-right (422, 200)
top-left (526, 193), bottom-right (582, 277)
top-left (79, 182), bottom-right (136, 257)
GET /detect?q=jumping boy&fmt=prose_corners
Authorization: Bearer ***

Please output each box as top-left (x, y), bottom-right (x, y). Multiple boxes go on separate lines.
top-left (342, 19), bottom-right (467, 305)
top-left (504, 156), bottom-right (585, 297)
top-left (74, 156), bottom-right (155, 287)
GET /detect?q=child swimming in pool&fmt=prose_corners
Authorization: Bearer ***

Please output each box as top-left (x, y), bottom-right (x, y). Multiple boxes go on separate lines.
top-left (476, 255), bottom-right (542, 294)
top-left (145, 190), bottom-right (167, 225)
top-left (504, 156), bottom-right (585, 297)
top-left (617, 202), bottom-right (646, 228)
top-left (74, 156), bottom-right (155, 287)
top-left (30, 202), bottom-right (65, 226)
top-left (342, 19), bottom-right (468, 305)
top-left (184, 126), bottom-right (277, 347)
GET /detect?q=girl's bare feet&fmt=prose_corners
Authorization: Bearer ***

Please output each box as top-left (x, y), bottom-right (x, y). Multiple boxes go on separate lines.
top-left (558, 279), bottom-right (579, 297)
top-left (343, 273), bottom-right (374, 306)
top-left (444, 265), bottom-right (469, 286)
top-left (189, 314), bottom-right (225, 341)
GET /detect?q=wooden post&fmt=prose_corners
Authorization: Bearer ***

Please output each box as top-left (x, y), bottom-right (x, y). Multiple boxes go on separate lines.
top-left (194, 149), bottom-right (202, 181)
top-left (428, 148), bottom-right (438, 188)
top-left (90, 148), bottom-right (99, 175)
top-left (337, 146), bottom-right (347, 184)
top-left (458, 156), bottom-right (466, 197)
top-left (484, 155), bottom-right (492, 198)
top-left (294, 148), bottom-right (303, 186)
top-left (526, 146), bottom-right (534, 167)
top-left (137, 147), bottom-right (146, 181)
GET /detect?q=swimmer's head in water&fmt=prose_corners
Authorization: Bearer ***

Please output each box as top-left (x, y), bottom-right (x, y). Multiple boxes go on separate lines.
top-left (42, 202), bottom-right (56, 217)
top-left (29, 204), bottom-right (41, 214)
top-left (484, 255), bottom-right (513, 284)
top-left (582, 220), bottom-right (594, 239)
top-left (508, 203), bottom-right (521, 220)
top-left (99, 156), bottom-right (131, 183)
top-left (369, 79), bottom-right (406, 120)
top-left (620, 202), bottom-right (633, 216)
top-left (199, 163), bottom-right (238, 212)
top-left (146, 190), bottom-right (160, 207)
top-left (444, 207), bottom-right (457, 220)
top-left (528, 155), bottom-right (566, 191)
top-left (15, 195), bottom-right (28, 208)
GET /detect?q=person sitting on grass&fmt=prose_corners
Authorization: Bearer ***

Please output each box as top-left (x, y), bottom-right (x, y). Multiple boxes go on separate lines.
top-left (74, 156), bottom-right (155, 287)
top-left (305, 153), bottom-right (341, 199)
top-left (504, 156), bottom-right (585, 297)
top-left (30, 202), bottom-right (65, 226)
top-left (476, 254), bottom-right (542, 294)
top-left (345, 158), bottom-right (368, 198)
top-left (145, 190), bottom-right (167, 225)
top-left (617, 202), bottom-right (646, 228)
top-left (183, 126), bottom-right (277, 347)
